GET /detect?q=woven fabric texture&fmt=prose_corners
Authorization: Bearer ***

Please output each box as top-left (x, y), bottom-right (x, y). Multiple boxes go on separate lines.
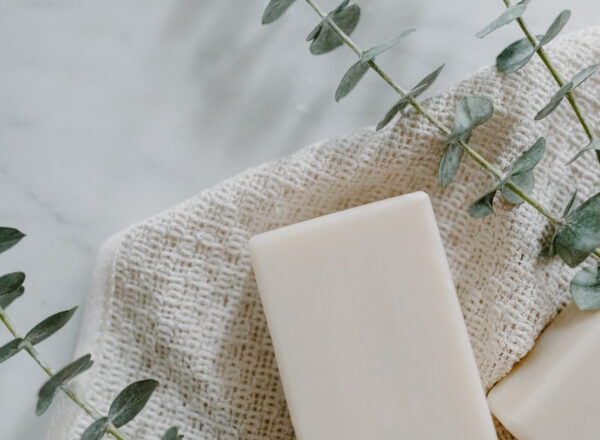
top-left (47, 27), bottom-right (600, 440)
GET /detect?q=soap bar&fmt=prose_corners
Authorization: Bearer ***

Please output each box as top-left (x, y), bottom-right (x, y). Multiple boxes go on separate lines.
top-left (249, 192), bottom-right (496, 440)
top-left (488, 303), bottom-right (600, 439)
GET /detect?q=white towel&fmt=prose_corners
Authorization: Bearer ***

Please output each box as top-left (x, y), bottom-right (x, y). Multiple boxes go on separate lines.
top-left (46, 27), bottom-right (600, 440)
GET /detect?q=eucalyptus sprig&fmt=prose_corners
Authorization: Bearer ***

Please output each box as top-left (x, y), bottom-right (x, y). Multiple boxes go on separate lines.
top-left (0, 228), bottom-right (182, 440)
top-left (262, 0), bottom-right (600, 309)
top-left (479, 0), bottom-right (600, 163)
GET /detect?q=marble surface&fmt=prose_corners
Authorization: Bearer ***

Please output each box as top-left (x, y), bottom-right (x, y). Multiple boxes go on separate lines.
top-left (0, 0), bottom-right (597, 438)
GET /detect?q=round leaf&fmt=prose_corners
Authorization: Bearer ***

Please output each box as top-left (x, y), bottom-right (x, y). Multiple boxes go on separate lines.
top-left (81, 417), bottom-right (108, 440)
top-left (450, 96), bottom-right (494, 137)
top-left (469, 188), bottom-right (499, 218)
top-left (540, 10), bottom-right (571, 46)
top-left (262, 0), bottom-right (297, 25)
top-left (554, 192), bottom-right (600, 267)
top-left (25, 307), bottom-right (77, 346)
top-left (310, 4), bottom-right (360, 55)
top-left (108, 379), bottom-right (159, 428)
top-left (496, 37), bottom-right (537, 73)
top-left (570, 265), bottom-right (600, 310)
top-left (335, 60), bottom-right (369, 101)
top-left (476, 0), bottom-right (529, 39)
top-left (0, 227), bottom-right (25, 254)
top-left (501, 171), bottom-right (535, 204)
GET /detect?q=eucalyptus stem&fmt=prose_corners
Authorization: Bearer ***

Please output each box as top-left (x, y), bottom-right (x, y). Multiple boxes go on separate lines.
top-left (502, 0), bottom-right (596, 143)
top-left (304, 0), bottom-right (563, 226)
top-left (0, 307), bottom-right (129, 440)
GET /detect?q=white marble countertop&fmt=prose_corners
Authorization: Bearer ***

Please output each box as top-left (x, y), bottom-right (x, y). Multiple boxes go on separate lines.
top-left (0, 0), bottom-right (597, 438)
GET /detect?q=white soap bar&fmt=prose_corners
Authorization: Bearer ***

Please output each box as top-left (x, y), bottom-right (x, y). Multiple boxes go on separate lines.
top-left (488, 303), bottom-right (600, 439)
top-left (249, 192), bottom-right (496, 440)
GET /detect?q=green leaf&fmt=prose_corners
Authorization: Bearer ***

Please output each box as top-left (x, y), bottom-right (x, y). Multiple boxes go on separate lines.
top-left (553, 192), bottom-right (600, 267)
top-left (0, 338), bottom-right (24, 364)
top-left (496, 36), bottom-right (538, 73)
top-left (450, 96), bottom-right (494, 137)
top-left (37, 354), bottom-right (93, 415)
top-left (539, 10), bottom-right (571, 46)
top-left (0, 272), bottom-right (25, 308)
top-left (501, 171), bottom-right (535, 204)
top-left (562, 190), bottom-right (580, 218)
top-left (376, 64), bottom-right (445, 131)
top-left (162, 427), bottom-right (184, 440)
top-left (108, 379), bottom-right (159, 428)
top-left (310, 4), bottom-right (360, 55)
top-left (469, 188), bottom-right (500, 218)
top-left (25, 308), bottom-right (77, 346)
top-left (476, 0), bottom-right (529, 39)
top-left (439, 96), bottom-right (493, 187)
top-left (361, 29), bottom-right (415, 62)
top-left (535, 82), bottom-right (573, 121)
top-left (81, 417), bottom-right (108, 440)
top-left (570, 265), bottom-right (600, 310)
top-left (0, 272), bottom-right (25, 295)
top-left (335, 60), bottom-right (370, 101)
top-left (0, 286), bottom-right (24, 309)
top-left (508, 137), bottom-right (547, 176)
top-left (262, 0), bottom-right (296, 25)
top-left (439, 141), bottom-right (465, 187)
top-left (0, 228), bottom-right (25, 254)
top-left (567, 139), bottom-right (600, 165)
top-left (571, 63), bottom-right (600, 88)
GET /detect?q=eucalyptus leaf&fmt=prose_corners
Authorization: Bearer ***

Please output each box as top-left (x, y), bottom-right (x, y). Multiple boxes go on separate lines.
top-left (376, 64), bottom-right (445, 130)
top-left (0, 272), bottom-right (25, 308)
top-left (439, 141), bottom-right (465, 187)
top-left (439, 96), bottom-right (493, 187)
top-left (567, 139), bottom-right (600, 165)
top-left (361, 29), bottom-right (415, 62)
top-left (0, 286), bottom-right (24, 309)
top-left (310, 4), bottom-right (360, 55)
top-left (535, 82), bottom-right (573, 121)
top-left (469, 188), bottom-right (500, 218)
top-left (570, 265), bottom-right (600, 310)
top-left (335, 60), bottom-right (370, 101)
top-left (37, 354), bottom-right (93, 415)
top-left (553, 192), bottom-right (600, 267)
top-left (496, 36), bottom-right (539, 73)
top-left (108, 379), bottom-right (159, 428)
top-left (508, 137), bottom-right (547, 175)
top-left (0, 338), bottom-right (24, 364)
top-left (24, 307), bottom-right (77, 346)
top-left (0, 272), bottom-right (25, 295)
top-left (501, 171), bottom-right (535, 204)
top-left (563, 190), bottom-right (580, 218)
top-left (476, 0), bottom-right (529, 39)
top-left (262, 0), bottom-right (296, 25)
top-left (0, 227), bottom-right (25, 254)
top-left (81, 417), bottom-right (108, 440)
top-left (571, 63), bottom-right (600, 88)
top-left (539, 10), bottom-right (571, 46)
top-left (162, 427), bottom-right (184, 440)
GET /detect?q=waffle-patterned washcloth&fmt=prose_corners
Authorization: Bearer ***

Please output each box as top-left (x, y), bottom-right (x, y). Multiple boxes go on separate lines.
top-left (47, 27), bottom-right (600, 440)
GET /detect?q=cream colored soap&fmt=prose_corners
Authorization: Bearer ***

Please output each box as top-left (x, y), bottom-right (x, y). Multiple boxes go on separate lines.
top-left (249, 192), bottom-right (496, 440)
top-left (488, 303), bottom-right (600, 440)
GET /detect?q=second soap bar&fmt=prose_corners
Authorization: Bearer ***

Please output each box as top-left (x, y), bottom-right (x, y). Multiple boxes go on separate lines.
top-left (249, 192), bottom-right (496, 440)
